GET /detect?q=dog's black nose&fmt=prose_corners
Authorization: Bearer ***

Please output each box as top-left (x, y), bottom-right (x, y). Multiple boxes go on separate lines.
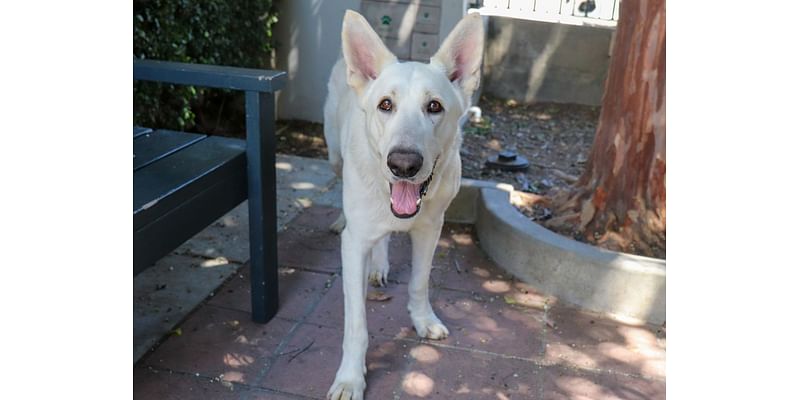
top-left (387, 149), bottom-right (423, 178)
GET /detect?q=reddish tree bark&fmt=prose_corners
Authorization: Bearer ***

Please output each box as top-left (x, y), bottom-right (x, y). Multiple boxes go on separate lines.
top-left (547, 0), bottom-right (666, 258)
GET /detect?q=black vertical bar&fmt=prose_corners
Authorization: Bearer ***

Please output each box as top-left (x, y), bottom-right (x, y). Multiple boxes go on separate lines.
top-left (245, 90), bottom-right (279, 323)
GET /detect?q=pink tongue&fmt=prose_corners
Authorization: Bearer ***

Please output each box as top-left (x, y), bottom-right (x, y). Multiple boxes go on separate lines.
top-left (391, 181), bottom-right (421, 215)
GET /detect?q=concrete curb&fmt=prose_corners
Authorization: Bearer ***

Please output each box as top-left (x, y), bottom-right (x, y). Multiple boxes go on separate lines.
top-left (445, 179), bottom-right (666, 325)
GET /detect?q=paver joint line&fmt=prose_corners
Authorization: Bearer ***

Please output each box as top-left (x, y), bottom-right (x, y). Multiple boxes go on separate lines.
top-left (251, 271), bottom-right (342, 388)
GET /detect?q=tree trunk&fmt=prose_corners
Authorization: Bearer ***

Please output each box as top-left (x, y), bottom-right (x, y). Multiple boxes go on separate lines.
top-left (547, 0), bottom-right (666, 258)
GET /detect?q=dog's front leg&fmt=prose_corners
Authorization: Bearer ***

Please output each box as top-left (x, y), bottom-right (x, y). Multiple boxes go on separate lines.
top-left (328, 226), bottom-right (372, 400)
top-left (408, 218), bottom-right (449, 340)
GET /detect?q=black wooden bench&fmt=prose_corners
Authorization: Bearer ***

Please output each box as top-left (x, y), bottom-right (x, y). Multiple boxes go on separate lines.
top-left (133, 59), bottom-right (286, 323)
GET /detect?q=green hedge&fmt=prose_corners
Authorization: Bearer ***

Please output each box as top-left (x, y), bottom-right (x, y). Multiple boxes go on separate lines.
top-left (134, 0), bottom-right (279, 134)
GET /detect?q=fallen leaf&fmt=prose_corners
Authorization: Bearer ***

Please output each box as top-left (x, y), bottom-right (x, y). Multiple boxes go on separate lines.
top-left (367, 291), bottom-right (393, 302)
top-left (225, 320), bottom-right (240, 330)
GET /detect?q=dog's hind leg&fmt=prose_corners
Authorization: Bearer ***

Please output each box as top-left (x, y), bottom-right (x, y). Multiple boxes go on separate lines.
top-left (325, 136), bottom-right (346, 234)
top-left (408, 219), bottom-right (449, 340)
top-left (323, 65), bottom-right (346, 235)
top-left (325, 127), bottom-right (345, 234)
top-left (326, 155), bottom-right (346, 234)
top-left (368, 235), bottom-right (390, 287)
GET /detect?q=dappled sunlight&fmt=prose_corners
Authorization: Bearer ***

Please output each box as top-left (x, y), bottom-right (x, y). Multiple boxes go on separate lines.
top-left (289, 181), bottom-right (316, 190)
top-left (199, 257), bottom-right (230, 268)
top-left (233, 334), bottom-right (252, 345)
top-left (440, 297), bottom-right (477, 319)
top-left (510, 190), bottom-right (547, 208)
top-left (524, 24), bottom-right (567, 102)
top-left (471, 266), bottom-right (492, 278)
top-left (616, 325), bottom-right (666, 378)
top-left (454, 383), bottom-right (471, 394)
top-left (432, 291), bottom-right (542, 355)
top-left (222, 352), bottom-right (254, 368)
top-left (466, 330), bottom-right (495, 345)
top-left (503, 288), bottom-right (552, 309)
top-left (483, 17), bottom-right (514, 81)
top-left (543, 308), bottom-right (666, 381)
top-left (640, 357), bottom-right (666, 378)
top-left (402, 371), bottom-right (435, 397)
top-left (276, 161), bottom-right (293, 172)
top-left (218, 214), bottom-right (240, 227)
top-left (221, 370), bottom-right (244, 383)
top-left (547, 365), bottom-right (663, 400)
top-left (598, 341), bottom-right (640, 362)
top-left (450, 232), bottom-right (474, 246)
top-left (618, 325), bottom-right (658, 348)
top-left (396, 4), bottom-right (418, 49)
top-left (512, 383), bottom-right (533, 397)
top-left (494, 307), bottom-right (543, 330)
top-left (547, 342), bottom-right (599, 368)
top-left (554, 374), bottom-right (608, 400)
top-left (293, 197), bottom-right (313, 208)
top-left (134, 216), bottom-right (664, 398)
top-left (493, 182), bottom-right (515, 192)
top-left (436, 238), bottom-right (453, 248)
top-left (409, 344), bottom-right (441, 364)
top-left (482, 279), bottom-right (511, 293)
top-left (473, 315), bottom-right (501, 331)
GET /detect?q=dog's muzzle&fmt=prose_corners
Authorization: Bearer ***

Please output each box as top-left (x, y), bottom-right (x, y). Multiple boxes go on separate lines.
top-left (388, 157), bottom-right (437, 219)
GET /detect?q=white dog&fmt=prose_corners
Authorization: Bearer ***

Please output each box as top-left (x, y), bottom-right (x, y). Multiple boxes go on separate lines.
top-left (323, 10), bottom-right (484, 400)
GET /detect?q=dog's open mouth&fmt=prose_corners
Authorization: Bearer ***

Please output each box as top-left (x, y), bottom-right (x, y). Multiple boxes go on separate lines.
top-left (389, 162), bottom-right (436, 219)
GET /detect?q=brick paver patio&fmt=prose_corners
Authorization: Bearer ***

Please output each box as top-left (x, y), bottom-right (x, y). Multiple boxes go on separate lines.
top-left (134, 206), bottom-right (665, 399)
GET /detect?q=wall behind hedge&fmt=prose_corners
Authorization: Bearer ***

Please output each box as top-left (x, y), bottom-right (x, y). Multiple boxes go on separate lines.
top-left (133, 0), bottom-right (279, 135)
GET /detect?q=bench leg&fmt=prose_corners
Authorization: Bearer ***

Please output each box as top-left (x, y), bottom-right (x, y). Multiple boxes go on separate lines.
top-left (246, 90), bottom-right (279, 323)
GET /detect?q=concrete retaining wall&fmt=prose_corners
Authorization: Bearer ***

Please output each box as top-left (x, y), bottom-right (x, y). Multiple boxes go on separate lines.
top-left (445, 180), bottom-right (666, 325)
top-left (482, 17), bottom-right (614, 106)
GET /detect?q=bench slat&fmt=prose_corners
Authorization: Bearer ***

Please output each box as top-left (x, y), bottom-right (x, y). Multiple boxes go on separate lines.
top-left (134, 129), bottom-right (206, 171)
top-left (134, 169), bottom-right (247, 275)
top-left (133, 135), bottom-right (246, 231)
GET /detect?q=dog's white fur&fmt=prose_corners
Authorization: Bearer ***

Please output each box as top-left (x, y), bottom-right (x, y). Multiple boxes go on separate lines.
top-left (323, 10), bottom-right (484, 400)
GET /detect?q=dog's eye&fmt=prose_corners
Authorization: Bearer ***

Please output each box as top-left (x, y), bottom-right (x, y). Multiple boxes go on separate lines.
top-left (427, 100), bottom-right (444, 114)
top-left (378, 99), bottom-right (393, 112)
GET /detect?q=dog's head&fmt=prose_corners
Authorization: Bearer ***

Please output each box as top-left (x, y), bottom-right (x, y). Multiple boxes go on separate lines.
top-left (341, 10), bottom-right (484, 218)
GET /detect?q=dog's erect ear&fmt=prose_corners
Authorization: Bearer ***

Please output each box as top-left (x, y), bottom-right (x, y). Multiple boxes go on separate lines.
top-left (431, 12), bottom-right (484, 101)
top-left (341, 10), bottom-right (397, 93)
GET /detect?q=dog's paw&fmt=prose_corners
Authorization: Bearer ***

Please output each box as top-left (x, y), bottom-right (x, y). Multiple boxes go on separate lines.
top-left (368, 265), bottom-right (389, 287)
top-left (327, 375), bottom-right (366, 400)
top-left (329, 212), bottom-right (346, 234)
top-left (412, 316), bottom-right (450, 340)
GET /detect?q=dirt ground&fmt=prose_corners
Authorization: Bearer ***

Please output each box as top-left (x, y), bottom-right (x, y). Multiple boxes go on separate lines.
top-left (274, 95), bottom-right (662, 259)
top-left (459, 96), bottom-right (597, 216)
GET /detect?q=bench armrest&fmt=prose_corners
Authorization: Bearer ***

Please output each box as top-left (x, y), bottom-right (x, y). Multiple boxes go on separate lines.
top-left (133, 58), bottom-right (283, 323)
top-left (134, 59), bottom-right (286, 93)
